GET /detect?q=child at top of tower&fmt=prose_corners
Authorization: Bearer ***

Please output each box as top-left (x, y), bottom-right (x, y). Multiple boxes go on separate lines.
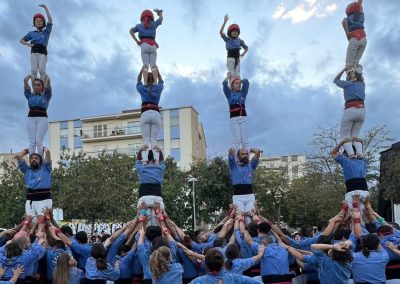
top-left (130, 9), bottom-right (163, 86)
top-left (20, 4), bottom-right (53, 83)
top-left (220, 14), bottom-right (248, 81)
top-left (342, 0), bottom-right (366, 81)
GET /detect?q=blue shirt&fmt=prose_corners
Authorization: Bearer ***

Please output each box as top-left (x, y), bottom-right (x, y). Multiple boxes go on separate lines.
top-left (191, 234), bottom-right (217, 254)
top-left (227, 258), bottom-right (256, 275)
top-left (191, 271), bottom-right (261, 284)
top-left (18, 160), bottom-right (52, 190)
top-left (84, 257), bottom-right (120, 280)
top-left (24, 88), bottom-right (52, 110)
top-left (130, 18), bottom-right (162, 39)
top-left (70, 239), bottom-right (92, 270)
top-left (135, 160), bottom-right (165, 184)
top-left (223, 79), bottom-right (250, 106)
top-left (286, 235), bottom-right (320, 251)
top-left (46, 247), bottom-right (67, 280)
top-left (152, 262), bottom-right (183, 284)
top-left (352, 249), bottom-right (389, 284)
top-left (304, 250), bottom-right (351, 284)
top-left (347, 12), bottom-right (365, 32)
top-left (114, 250), bottom-right (136, 279)
top-left (221, 34), bottom-right (248, 51)
top-left (234, 229), bottom-right (252, 258)
top-left (228, 154), bottom-right (258, 186)
top-left (106, 233), bottom-right (126, 264)
top-left (335, 155), bottom-right (366, 181)
top-left (177, 247), bottom-right (199, 279)
top-left (22, 23), bottom-right (53, 47)
top-left (251, 243), bottom-right (289, 276)
top-left (68, 267), bottom-right (84, 284)
top-left (334, 80), bottom-right (365, 103)
top-left (379, 234), bottom-right (400, 261)
top-left (137, 81), bottom-right (164, 104)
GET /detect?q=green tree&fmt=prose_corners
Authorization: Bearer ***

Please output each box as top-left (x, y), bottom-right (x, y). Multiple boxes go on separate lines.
top-left (0, 161), bottom-right (25, 227)
top-left (380, 155), bottom-right (400, 203)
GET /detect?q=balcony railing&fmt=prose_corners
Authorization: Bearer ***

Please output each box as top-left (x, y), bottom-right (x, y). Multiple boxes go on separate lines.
top-left (82, 124), bottom-right (141, 140)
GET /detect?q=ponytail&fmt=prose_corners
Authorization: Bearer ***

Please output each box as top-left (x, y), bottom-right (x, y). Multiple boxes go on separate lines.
top-left (91, 243), bottom-right (108, 270)
top-left (362, 246), bottom-right (370, 257)
top-left (96, 258), bottom-right (108, 270)
top-left (149, 246), bottom-right (171, 279)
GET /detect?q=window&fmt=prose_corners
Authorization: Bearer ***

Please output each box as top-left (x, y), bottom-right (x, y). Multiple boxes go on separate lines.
top-left (170, 139), bottom-right (180, 148)
top-left (291, 155), bottom-right (298, 161)
top-left (170, 148), bottom-right (180, 161)
top-left (73, 120), bottom-right (82, 128)
top-left (128, 143), bottom-right (142, 156)
top-left (74, 128), bottom-right (82, 137)
top-left (157, 128), bottom-right (164, 141)
top-left (94, 124), bottom-right (107, 138)
top-left (170, 109), bottom-right (179, 118)
top-left (60, 137), bottom-right (68, 149)
top-left (282, 156), bottom-right (288, 162)
top-left (60, 121), bottom-right (68, 129)
top-left (127, 121), bottom-right (141, 135)
top-left (74, 136), bottom-right (82, 148)
top-left (170, 126), bottom-right (180, 139)
top-left (60, 129), bottom-right (68, 138)
top-left (170, 109), bottom-right (179, 127)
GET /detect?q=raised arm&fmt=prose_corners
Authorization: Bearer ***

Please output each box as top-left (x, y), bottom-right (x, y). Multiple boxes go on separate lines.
top-left (43, 148), bottom-right (51, 163)
top-left (137, 69), bottom-right (143, 82)
top-left (39, 4), bottom-right (52, 24)
top-left (220, 14), bottom-right (229, 36)
top-left (330, 138), bottom-right (351, 158)
top-left (280, 242), bottom-right (305, 261)
top-left (385, 242), bottom-right (400, 256)
top-left (333, 68), bottom-right (346, 83)
top-left (24, 75), bottom-right (31, 90)
top-left (155, 9), bottom-right (163, 23)
top-left (342, 19), bottom-right (350, 41)
top-left (250, 148), bottom-right (261, 160)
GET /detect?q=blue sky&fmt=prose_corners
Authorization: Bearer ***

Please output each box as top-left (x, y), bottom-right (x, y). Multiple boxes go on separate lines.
top-left (0, 0), bottom-right (399, 157)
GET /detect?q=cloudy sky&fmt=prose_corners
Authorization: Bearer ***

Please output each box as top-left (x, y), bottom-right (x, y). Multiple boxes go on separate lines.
top-left (0, 0), bottom-right (399, 157)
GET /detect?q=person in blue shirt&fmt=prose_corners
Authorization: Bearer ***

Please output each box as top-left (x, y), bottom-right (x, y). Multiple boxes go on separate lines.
top-left (220, 14), bottom-right (248, 79)
top-left (22, 74), bottom-right (52, 157)
top-left (85, 243), bottom-right (120, 281)
top-left (333, 68), bottom-right (366, 158)
top-left (149, 246), bottom-right (183, 284)
top-left (15, 147), bottom-right (52, 218)
top-left (20, 4), bottom-right (53, 82)
top-left (136, 68), bottom-right (164, 165)
top-left (352, 233), bottom-right (389, 284)
top-left (228, 147), bottom-right (260, 223)
top-left (53, 252), bottom-right (83, 284)
top-left (223, 76), bottom-right (250, 151)
top-left (0, 265), bottom-right (24, 284)
top-left (190, 249), bottom-right (261, 284)
top-left (130, 9), bottom-right (163, 85)
top-left (225, 243), bottom-right (265, 275)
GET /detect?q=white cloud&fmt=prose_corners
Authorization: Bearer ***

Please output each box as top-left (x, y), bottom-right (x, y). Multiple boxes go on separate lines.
top-left (282, 4), bottom-right (317, 23)
top-left (273, 1), bottom-right (338, 23)
top-left (272, 5), bottom-right (286, 19)
top-left (326, 3), bottom-right (338, 13)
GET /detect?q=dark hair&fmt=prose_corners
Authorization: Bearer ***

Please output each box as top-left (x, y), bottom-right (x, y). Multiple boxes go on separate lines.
top-left (53, 240), bottom-right (66, 250)
top-left (365, 223), bottom-right (377, 234)
top-left (280, 228), bottom-right (292, 237)
top-left (377, 225), bottom-right (393, 236)
top-left (146, 226), bottom-right (162, 242)
top-left (361, 234), bottom-right (379, 257)
top-left (317, 235), bottom-right (332, 245)
top-left (5, 242), bottom-right (23, 258)
top-left (334, 229), bottom-right (351, 241)
top-left (225, 244), bottom-right (239, 270)
top-left (61, 225), bottom-right (73, 237)
top-left (317, 220), bottom-right (329, 232)
top-left (33, 78), bottom-right (44, 88)
top-left (101, 234), bottom-right (111, 243)
top-left (213, 224), bottom-right (224, 234)
top-left (75, 231), bottom-right (88, 244)
top-left (29, 153), bottom-right (43, 164)
top-left (388, 222), bottom-right (400, 230)
top-left (91, 243), bottom-right (107, 270)
top-left (332, 248), bottom-right (353, 265)
top-left (184, 230), bottom-right (195, 241)
top-left (151, 236), bottom-right (169, 253)
top-left (117, 244), bottom-right (131, 256)
top-left (258, 222), bottom-right (272, 234)
top-left (247, 222), bottom-right (259, 238)
top-left (205, 249), bottom-right (224, 273)
top-left (194, 229), bottom-right (206, 242)
top-left (300, 225), bottom-right (314, 237)
top-left (213, 237), bottom-right (226, 248)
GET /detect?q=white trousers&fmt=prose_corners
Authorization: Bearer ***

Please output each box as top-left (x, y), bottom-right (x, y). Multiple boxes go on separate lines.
top-left (140, 110), bottom-right (162, 161)
top-left (140, 43), bottom-right (157, 67)
top-left (25, 199), bottom-right (52, 218)
top-left (227, 57), bottom-right (240, 77)
top-left (339, 107), bottom-right (365, 156)
top-left (233, 194), bottom-right (255, 224)
top-left (137, 195), bottom-right (165, 226)
top-left (27, 116), bottom-right (48, 156)
top-left (345, 37), bottom-right (367, 71)
top-left (30, 53), bottom-right (47, 80)
top-left (229, 116), bottom-right (249, 151)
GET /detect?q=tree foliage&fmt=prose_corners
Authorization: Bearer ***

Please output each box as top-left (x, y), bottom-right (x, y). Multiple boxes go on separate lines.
top-left (380, 155), bottom-right (400, 203)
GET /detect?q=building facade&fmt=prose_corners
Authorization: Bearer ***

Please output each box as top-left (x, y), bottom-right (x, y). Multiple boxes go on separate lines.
top-left (259, 154), bottom-right (306, 181)
top-left (48, 106), bottom-right (207, 168)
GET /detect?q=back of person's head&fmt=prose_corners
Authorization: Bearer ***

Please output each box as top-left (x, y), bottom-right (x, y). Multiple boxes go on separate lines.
top-left (377, 225), bottom-right (393, 237)
top-left (334, 229), bottom-right (351, 241)
top-left (247, 222), bottom-right (259, 238)
top-left (100, 234), bottom-right (111, 244)
top-left (365, 223), bottom-right (377, 234)
top-left (61, 225), bottom-right (73, 237)
top-left (75, 231), bottom-right (88, 244)
top-left (14, 236), bottom-right (31, 250)
top-left (53, 252), bottom-right (71, 284)
top-left (146, 226), bottom-right (162, 242)
top-left (317, 220), bottom-right (329, 232)
top-left (184, 230), bottom-right (195, 241)
top-left (205, 249), bottom-right (224, 274)
top-left (258, 222), bottom-right (272, 234)
top-left (149, 246), bottom-right (171, 280)
top-left (361, 234), bottom-right (379, 257)
top-left (53, 240), bottom-right (66, 250)
top-left (91, 243), bottom-right (107, 270)
top-left (331, 248), bottom-right (353, 265)
top-left (317, 235), bottom-right (333, 245)
top-left (117, 244), bottom-right (131, 256)
top-left (5, 242), bottom-right (22, 258)
top-left (151, 236), bottom-right (169, 253)
top-left (260, 236), bottom-right (274, 246)
top-left (225, 244), bottom-right (240, 270)
top-left (280, 228), bottom-right (292, 237)
top-left (300, 224), bottom-right (314, 237)
top-left (213, 237), bottom-right (226, 248)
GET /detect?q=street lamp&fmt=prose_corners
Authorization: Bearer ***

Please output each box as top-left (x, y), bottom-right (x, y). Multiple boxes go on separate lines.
top-left (188, 176), bottom-right (198, 230)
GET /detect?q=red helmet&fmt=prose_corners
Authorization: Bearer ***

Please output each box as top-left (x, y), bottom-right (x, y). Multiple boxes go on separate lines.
top-left (33, 13), bottom-right (46, 27)
top-left (345, 2), bottom-right (362, 15)
top-left (140, 10), bottom-right (154, 21)
top-left (227, 24), bottom-right (240, 37)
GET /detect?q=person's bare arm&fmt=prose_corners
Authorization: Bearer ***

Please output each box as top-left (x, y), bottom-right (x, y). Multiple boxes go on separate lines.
top-left (250, 148), bottom-right (261, 159)
top-left (252, 244), bottom-right (265, 262)
top-left (333, 68), bottom-right (346, 83)
top-left (24, 75), bottom-right (31, 90)
top-left (129, 29), bottom-right (140, 46)
top-left (218, 219), bottom-right (233, 238)
top-left (10, 265), bottom-right (25, 284)
top-left (385, 242), bottom-right (400, 256)
top-left (220, 14), bottom-right (229, 36)
top-left (39, 4), bottom-right (52, 24)
top-left (279, 241), bottom-right (305, 261)
top-left (330, 138), bottom-right (351, 158)
top-left (56, 231), bottom-right (72, 246)
top-left (43, 148), bottom-right (51, 163)
top-left (342, 19), bottom-right (350, 41)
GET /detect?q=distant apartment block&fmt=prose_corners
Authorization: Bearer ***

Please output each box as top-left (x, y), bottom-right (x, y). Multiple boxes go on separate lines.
top-left (48, 106), bottom-right (207, 168)
top-left (259, 154), bottom-right (306, 180)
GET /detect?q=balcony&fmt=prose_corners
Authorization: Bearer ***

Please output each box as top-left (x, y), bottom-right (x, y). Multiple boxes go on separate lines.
top-left (81, 123), bottom-right (142, 142)
top-left (85, 146), bottom-right (140, 158)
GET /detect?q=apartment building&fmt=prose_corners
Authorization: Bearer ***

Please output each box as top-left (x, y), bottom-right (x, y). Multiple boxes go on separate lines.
top-left (259, 154), bottom-right (306, 180)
